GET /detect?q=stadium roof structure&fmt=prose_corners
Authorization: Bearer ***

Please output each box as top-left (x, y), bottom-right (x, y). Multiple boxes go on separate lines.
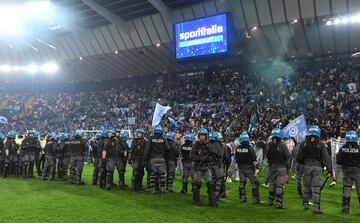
top-left (1, 0), bottom-right (360, 82)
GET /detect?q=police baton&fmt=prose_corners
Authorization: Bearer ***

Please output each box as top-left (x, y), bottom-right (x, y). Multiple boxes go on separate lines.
top-left (320, 176), bottom-right (330, 191)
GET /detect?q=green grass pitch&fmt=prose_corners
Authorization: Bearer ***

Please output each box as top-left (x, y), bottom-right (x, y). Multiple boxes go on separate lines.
top-left (0, 164), bottom-right (359, 223)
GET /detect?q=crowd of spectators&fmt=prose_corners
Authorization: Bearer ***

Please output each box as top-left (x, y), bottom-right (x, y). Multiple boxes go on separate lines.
top-left (0, 60), bottom-right (359, 140)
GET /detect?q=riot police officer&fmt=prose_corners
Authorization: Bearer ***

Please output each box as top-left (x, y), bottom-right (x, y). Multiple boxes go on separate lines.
top-left (218, 132), bottom-right (230, 200)
top-left (180, 133), bottom-right (194, 194)
top-left (208, 132), bottom-right (225, 201)
top-left (143, 125), bottom-right (170, 194)
top-left (190, 128), bottom-right (217, 207)
top-left (266, 128), bottom-right (290, 209)
top-left (235, 132), bottom-right (263, 204)
top-left (129, 128), bottom-right (147, 192)
top-left (97, 130), bottom-right (109, 189)
top-left (42, 133), bottom-right (57, 180)
top-left (33, 131), bottom-right (42, 176)
top-left (296, 125), bottom-right (332, 214)
top-left (58, 133), bottom-right (71, 180)
top-left (0, 134), bottom-right (5, 176)
top-left (91, 131), bottom-right (102, 185)
top-left (69, 131), bottom-right (87, 185)
top-left (118, 130), bottom-right (129, 188)
top-left (336, 130), bottom-right (360, 214)
top-left (3, 131), bottom-right (19, 177)
top-left (21, 131), bottom-right (41, 178)
top-left (165, 131), bottom-right (180, 192)
top-left (104, 130), bottom-right (128, 190)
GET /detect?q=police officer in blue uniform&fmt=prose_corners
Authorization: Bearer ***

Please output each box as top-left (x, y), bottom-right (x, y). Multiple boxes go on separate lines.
top-left (266, 128), bottom-right (290, 209)
top-left (336, 130), bottom-right (360, 214)
top-left (129, 128), bottom-right (147, 192)
top-left (97, 130), bottom-right (109, 189)
top-left (235, 132), bottom-right (263, 204)
top-left (58, 133), bottom-right (71, 180)
top-left (191, 128), bottom-right (218, 207)
top-left (21, 130), bottom-right (41, 178)
top-left (90, 131), bottom-right (102, 185)
top-left (143, 125), bottom-right (170, 194)
top-left (0, 134), bottom-right (5, 176)
top-left (297, 125), bottom-right (332, 214)
top-left (3, 131), bottom-right (19, 178)
top-left (180, 133), bottom-right (194, 194)
top-left (104, 130), bottom-right (128, 190)
top-left (165, 131), bottom-right (180, 192)
top-left (42, 133), bottom-right (57, 180)
top-left (208, 132), bottom-right (225, 201)
top-left (69, 131), bottom-right (87, 185)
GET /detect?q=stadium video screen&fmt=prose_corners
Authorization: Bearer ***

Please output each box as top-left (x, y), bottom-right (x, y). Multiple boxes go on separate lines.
top-left (175, 13), bottom-right (229, 60)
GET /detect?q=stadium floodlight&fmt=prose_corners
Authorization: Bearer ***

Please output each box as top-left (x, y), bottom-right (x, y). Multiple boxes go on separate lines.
top-left (333, 18), bottom-right (340, 25)
top-left (0, 6), bottom-right (24, 36)
top-left (25, 1), bottom-right (51, 15)
top-left (326, 20), bottom-right (332, 26)
top-left (0, 64), bottom-right (13, 73)
top-left (41, 63), bottom-right (59, 73)
top-left (13, 65), bottom-right (21, 72)
top-left (341, 17), bottom-right (349, 24)
top-left (0, 62), bottom-right (59, 74)
top-left (0, 1), bottom-right (53, 37)
top-left (350, 15), bottom-right (360, 23)
top-left (26, 64), bottom-right (39, 73)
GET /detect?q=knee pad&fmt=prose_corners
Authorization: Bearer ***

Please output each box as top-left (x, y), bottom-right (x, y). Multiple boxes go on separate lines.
top-left (239, 182), bottom-right (246, 188)
top-left (254, 180), bottom-right (260, 187)
top-left (206, 181), bottom-right (215, 190)
top-left (193, 182), bottom-right (202, 190)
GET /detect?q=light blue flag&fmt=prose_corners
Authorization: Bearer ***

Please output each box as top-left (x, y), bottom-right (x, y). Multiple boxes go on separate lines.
top-left (168, 117), bottom-right (179, 128)
top-left (282, 115), bottom-right (308, 141)
top-left (0, 116), bottom-right (8, 124)
top-left (152, 103), bottom-right (171, 127)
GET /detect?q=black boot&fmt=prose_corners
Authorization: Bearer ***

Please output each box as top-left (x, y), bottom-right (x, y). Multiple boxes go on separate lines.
top-left (181, 182), bottom-right (188, 194)
top-left (252, 188), bottom-right (264, 204)
top-left (3, 165), bottom-right (8, 178)
top-left (313, 203), bottom-right (323, 214)
top-left (105, 172), bottom-right (113, 190)
top-left (304, 202), bottom-right (309, 211)
top-left (192, 189), bottom-right (202, 206)
top-left (23, 164), bottom-right (28, 179)
top-left (268, 191), bottom-right (275, 206)
top-left (207, 182), bottom-right (218, 208)
top-left (342, 197), bottom-right (350, 214)
top-left (119, 174), bottom-right (126, 189)
top-left (132, 178), bottom-right (137, 192)
top-left (239, 187), bottom-right (247, 202)
top-left (275, 192), bottom-right (285, 209)
top-left (192, 182), bottom-right (203, 206)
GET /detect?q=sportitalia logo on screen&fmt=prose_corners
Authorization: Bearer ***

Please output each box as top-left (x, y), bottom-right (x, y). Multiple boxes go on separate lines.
top-left (179, 25), bottom-right (224, 41)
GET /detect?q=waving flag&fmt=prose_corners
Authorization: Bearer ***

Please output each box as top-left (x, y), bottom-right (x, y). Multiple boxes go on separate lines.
top-left (347, 82), bottom-right (360, 93)
top-left (282, 115), bottom-right (308, 141)
top-left (168, 117), bottom-right (179, 128)
top-left (0, 116), bottom-right (8, 124)
top-left (152, 103), bottom-right (171, 127)
top-left (248, 113), bottom-right (257, 132)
